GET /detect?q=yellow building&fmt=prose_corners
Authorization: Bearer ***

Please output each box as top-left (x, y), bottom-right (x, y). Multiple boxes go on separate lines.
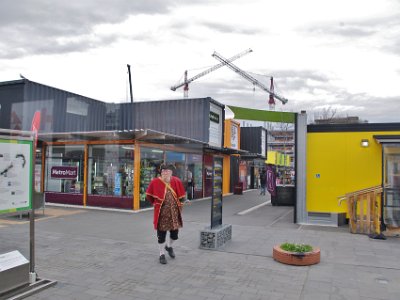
top-left (306, 123), bottom-right (400, 230)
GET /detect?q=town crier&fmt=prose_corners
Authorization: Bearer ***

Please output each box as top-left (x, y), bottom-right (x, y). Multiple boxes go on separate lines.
top-left (146, 163), bottom-right (188, 264)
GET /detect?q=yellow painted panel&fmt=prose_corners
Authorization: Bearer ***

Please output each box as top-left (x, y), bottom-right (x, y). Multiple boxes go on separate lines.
top-left (306, 130), bottom-right (400, 213)
top-left (224, 120), bottom-right (231, 148)
top-left (266, 151), bottom-right (277, 164)
top-left (223, 155), bottom-right (231, 195)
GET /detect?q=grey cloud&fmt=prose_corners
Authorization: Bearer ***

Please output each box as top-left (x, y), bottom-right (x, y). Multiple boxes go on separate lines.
top-left (200, 21), bottom-right (262, 35)
top-left (0, 0), bottom-right (174, 58)
top-left (308, 23), bottom-right (376, 38)
top-left (303, 13), bottom-right (400, 55)
top-left (246, 69), bottom-right (332, 97)
top-left (181, 68), bottom-right (400, 123)
top-left (304, 13), bottom-right (400, 38)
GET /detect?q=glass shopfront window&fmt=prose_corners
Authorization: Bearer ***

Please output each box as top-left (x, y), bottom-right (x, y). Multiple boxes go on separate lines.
top-left (45, 145), bottom-right (84, 194)
top-left (88, 144), bottom-right (134, 197)
top-left (186, 154), bottom-right (203, 199)
top-left (140, 147), bottom-right (164, 208)
top-left (166, 151), bottom-right (185, 180)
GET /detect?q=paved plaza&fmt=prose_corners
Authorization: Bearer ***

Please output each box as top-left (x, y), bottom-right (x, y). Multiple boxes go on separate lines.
top-left (1, 190), bottom-right (400, 300)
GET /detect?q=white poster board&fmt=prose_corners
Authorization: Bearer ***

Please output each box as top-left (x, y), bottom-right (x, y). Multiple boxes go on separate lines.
top-left (230, 123), bottom-right (239, 150)
top-left (209, 103), bottom-right (223, 148)
top-left (0, 137), bottom-right (33, 214)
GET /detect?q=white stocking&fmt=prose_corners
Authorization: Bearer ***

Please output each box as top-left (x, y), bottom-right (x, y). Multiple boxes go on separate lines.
top-left (158, 242), bottom-right (166, 256)
top-left (167, 237), bottom-right (175, 248)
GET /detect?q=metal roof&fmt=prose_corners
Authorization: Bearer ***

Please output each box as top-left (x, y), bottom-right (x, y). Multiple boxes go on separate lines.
top-left (374, 135), bottom-right (400, 143)
top-left (38, 129), bottom-right (207, 145)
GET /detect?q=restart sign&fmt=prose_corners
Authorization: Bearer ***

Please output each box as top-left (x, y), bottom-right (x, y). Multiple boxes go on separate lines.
top-left (51, 166), bottom-right (78, 179)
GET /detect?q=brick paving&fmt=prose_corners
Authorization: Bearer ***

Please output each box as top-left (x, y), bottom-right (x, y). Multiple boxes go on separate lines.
top-left (1, 190), bottom-right (400, 299)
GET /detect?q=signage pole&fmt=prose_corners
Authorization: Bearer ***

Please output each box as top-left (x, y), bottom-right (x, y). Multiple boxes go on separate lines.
top-left (29, 204), bottom-right (36, 283)
top-left (29, 112), bottom-right (40, 283)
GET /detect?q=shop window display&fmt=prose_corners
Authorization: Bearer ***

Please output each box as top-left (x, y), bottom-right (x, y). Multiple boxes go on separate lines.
top-left (166, 151), bottom-right (185, 180)
top-left (45, 145), bottom-right (84, 194)
top-left (166, 151), bottom-right (203, 200)
top-left (140, 147), bottom-right (164, 208)
top-left (88, 144), bottom-right (134, 197)
top-left (187, 154), bottom-right (203, 199)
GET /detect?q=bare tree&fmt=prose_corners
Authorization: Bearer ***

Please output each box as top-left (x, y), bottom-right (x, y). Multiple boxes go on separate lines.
top-left (313, 106), bottom-right (337, 123)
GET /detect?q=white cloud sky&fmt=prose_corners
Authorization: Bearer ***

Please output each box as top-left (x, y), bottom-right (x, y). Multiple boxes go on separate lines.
top-left (0, 0), bottom-right (399, 123)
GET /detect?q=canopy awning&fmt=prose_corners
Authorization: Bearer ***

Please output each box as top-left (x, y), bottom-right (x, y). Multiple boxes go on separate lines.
top-left (374, 135), bottom-right (400, 144)
top-left (227, 105), bottom-right (296, 123)
top-left (39, 129), bottom-right (207, 145)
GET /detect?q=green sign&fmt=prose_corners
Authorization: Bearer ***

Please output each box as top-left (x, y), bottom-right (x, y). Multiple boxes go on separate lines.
top-left (227, 105), bottom-right (296, 123)
top-left (0, 138), bottom-right (33, 214)
top-left (209, 111), bottom-right (220, 123)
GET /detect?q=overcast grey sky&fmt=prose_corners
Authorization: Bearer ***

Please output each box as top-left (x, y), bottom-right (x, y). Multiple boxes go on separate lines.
top-left (0, 0), bottom-right (399, 123)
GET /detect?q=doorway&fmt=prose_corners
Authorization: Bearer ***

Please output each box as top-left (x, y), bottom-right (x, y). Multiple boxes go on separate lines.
top-left (383, 144), bottom-right (400, 229)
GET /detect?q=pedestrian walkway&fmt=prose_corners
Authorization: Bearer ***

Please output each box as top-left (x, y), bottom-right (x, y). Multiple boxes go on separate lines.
top-left (1, 190), bottom-right (400, 299)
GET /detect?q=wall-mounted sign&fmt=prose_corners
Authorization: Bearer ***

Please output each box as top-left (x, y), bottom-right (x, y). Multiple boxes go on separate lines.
top-left (209, 111), bottom-right (220, 123)
top-left (50, 166), bottom-right (78, 179)
top-left (0, 137), bottom-right (33, 214)
top-left (209, 103), bottom-right (223, 148)
top-left (230, 123), bottom-right (239, 150)
top-left (261, 129), bottom-right (266, 157)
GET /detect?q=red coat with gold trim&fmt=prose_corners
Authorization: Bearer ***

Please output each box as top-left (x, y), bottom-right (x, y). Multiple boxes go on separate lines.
top-left (145, 176), bottom-right (186, 230)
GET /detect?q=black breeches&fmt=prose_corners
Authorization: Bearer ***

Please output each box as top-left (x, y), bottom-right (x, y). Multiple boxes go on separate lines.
top-left (157, 229), bottom-right (179, 244)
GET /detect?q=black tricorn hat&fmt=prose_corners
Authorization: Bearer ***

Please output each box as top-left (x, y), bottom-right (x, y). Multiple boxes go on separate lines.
top-left (160, 164), bottom-right (175, 172)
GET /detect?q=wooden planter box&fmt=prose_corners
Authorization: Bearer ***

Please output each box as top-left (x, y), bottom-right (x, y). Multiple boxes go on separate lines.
top-left (273, 245), bottom-right (320, 266)
top-left (271, 185), bottom-right (295, 206)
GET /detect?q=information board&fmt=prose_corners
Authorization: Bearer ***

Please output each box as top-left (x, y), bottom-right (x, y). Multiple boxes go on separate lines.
top-left (211, 157), bottom-right (223, 228)
top-left (0, 137), bottom-right (33, 214)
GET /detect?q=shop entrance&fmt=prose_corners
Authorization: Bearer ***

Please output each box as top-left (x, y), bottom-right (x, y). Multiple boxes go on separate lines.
top-left (382, 144), bottom-right (400, 229)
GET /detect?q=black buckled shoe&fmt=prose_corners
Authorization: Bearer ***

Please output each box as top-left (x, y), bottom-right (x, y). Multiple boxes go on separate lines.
top-left (159, 254), bottom-right (167, 264)
top-left (165, 246), bottom-right (175, 258)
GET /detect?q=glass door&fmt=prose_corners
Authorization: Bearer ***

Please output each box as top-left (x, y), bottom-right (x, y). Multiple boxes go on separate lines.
top-left (383, 144), bottom-right (400, 229)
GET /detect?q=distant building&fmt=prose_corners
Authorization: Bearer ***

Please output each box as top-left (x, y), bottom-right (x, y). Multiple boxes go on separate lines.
top-left (314, 116), bottom-right (367, 124)
top-left (268, 130), bottom-right (294, 166)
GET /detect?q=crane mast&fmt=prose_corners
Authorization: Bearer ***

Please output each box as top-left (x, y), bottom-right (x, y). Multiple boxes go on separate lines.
top-left (171, 48), bottom-right (253, 98)
top-left (212, 51), bottom-right (288, 105)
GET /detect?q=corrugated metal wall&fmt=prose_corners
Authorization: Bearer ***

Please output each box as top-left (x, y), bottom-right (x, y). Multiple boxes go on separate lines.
top-left (0, 80), bottom-right (24, 129)
top-left (133, 98), bottom-right (213, 143)
top-left (240, 127), bottom-right (264, 154)
top-left (24, 80), bottom-right (107, 132)
top-left (0, 79), bottom-right (226, 145)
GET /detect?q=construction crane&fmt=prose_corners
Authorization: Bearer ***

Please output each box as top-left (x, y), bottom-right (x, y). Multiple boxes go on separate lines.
top-left (212, 51), bottom-right (288, 108)
top-left (171, 48), bottom-right (253, 98)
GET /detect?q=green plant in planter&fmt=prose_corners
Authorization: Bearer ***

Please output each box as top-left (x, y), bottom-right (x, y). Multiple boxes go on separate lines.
top-left (280, 242), bottom-right (313, 253)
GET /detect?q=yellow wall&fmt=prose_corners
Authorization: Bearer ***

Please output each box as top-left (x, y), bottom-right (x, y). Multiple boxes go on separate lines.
top-left (223, 155), bottom-right (231, 195)
top-left (224, 119), bottom-right (240, 149)
top-left (307, 131), bottom-right (400, 213)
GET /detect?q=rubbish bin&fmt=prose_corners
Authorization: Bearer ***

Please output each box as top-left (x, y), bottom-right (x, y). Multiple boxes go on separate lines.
top-left (234, 182), bottom-right (243, 195)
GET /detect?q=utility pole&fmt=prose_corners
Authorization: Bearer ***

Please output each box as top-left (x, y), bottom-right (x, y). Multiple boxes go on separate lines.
top-left (127, 64), bottom-right (133, 103)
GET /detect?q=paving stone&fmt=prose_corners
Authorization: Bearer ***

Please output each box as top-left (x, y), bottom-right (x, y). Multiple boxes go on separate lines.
top-left (1, 190), bottom-right (400, 300)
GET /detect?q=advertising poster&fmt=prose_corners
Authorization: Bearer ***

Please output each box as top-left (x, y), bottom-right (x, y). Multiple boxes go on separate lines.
top-left (0, 138), bottom-right (33, 214)
top-left (114, 172), bottom-right (122, 196)
top-left (211, 157), bottom-right (223, 228)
